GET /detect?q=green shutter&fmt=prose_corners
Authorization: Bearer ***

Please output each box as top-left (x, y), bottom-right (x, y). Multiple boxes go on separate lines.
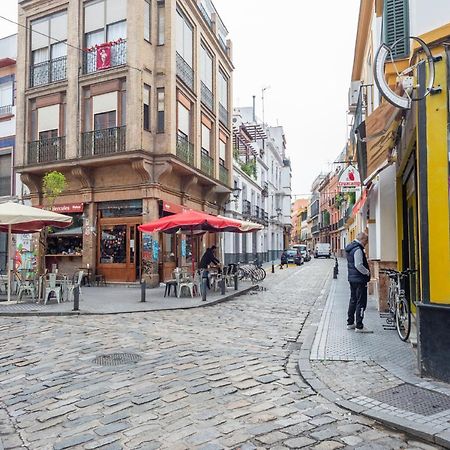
top-left (383, 0), bottom-right (409, 59)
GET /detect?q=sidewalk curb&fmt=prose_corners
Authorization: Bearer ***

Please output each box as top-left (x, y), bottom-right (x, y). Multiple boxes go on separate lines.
top-left (296, 276), bottom-right (450, 449)
top-left (0, 285), bottom-right (258, 317)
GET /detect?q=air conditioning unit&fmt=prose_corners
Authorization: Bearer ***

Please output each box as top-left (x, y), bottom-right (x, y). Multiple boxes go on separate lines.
top-left (348, 81), bottom-right (362, 113)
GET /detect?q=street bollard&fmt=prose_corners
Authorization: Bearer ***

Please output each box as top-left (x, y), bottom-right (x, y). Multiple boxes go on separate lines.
top-left (201, 270), bottom-right (209, 302)
top-left (220, 278), bottom-right (226, 295)
top-left (73, 285), bottom-right (80, 311)
top-left (234, 272), bottom-right (238, 290)
top-left (335, 257), bottom-right (339, 275)
top-left (271, 262), bottom-right (275, 273)
top-left (141, 281), bottom-right (146, 302)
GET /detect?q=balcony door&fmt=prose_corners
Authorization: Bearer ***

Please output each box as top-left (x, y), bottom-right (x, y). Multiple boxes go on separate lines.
top-left (94, 110), bottom-right (116, 155)
top-left (98, 217), bottom-right (141, 282)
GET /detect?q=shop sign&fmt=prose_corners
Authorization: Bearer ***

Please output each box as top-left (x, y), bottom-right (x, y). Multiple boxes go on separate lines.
top-left (39, 203), bottom-right (84, 213)
top-left (338, 166), bottom-right (361, 192)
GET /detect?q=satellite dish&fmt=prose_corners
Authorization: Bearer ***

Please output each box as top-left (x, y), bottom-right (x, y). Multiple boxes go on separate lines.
top-left (374, 36), bottom-right (435, 109)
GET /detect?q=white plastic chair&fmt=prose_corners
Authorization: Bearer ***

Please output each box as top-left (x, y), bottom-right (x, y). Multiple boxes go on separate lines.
top-left (17, 278), bottom-right (37, 302)
top-left (44, 273), bottom-right (62, 304)
top-left (175, 272), bottom-right (195, 298)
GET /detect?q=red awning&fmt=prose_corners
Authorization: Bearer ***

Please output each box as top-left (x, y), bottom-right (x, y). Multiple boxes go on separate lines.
top-left (352, 189), bottom-right (368, 215)
top-left (161, 200), bottom-right (189, 215)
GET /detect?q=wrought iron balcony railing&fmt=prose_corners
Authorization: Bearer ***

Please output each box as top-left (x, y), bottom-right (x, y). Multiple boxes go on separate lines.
top-left (198, 3), bottom-right (213, 28)
top-left (176, 133), bottom-right (194, 165)
top-left (27, 136), bottom-right (66, 164)
top-left (201, 82), bottom-right (214, 111)
top-left (83, 40), bottom-right (127, 75)
top-left (0, 176), bottom-right (11, 197)
top-left (0, 105), bottom-right (12, 116)
top-left (29, 56), bottom-right (67, 88)
top-left (311, 224), bottom-right (320, 234)
top-left (80, 126), bottom-right (126, 157)
top-left (242, 199), bottom-right (251, 217)
top-left (201, 150), bottom-right (214, 178)
top-left (219, 164), bottom-right (228, 185)
top-left (176, 52), bottom-right (194, 90)
top-left (262, 210), bottom-right (269, 226)
top-left (219, 103), bottom-right (228, 127)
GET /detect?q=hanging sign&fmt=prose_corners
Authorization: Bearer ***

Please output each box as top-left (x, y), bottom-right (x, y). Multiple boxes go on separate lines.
top-left (338, 166), bottom-right (361, 192)
top-left (97, 43), bottom-right (112, 70)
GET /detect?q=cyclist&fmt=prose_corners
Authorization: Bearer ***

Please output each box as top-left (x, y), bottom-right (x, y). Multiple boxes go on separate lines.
top-left (345, 232), bottom-right (373, 333)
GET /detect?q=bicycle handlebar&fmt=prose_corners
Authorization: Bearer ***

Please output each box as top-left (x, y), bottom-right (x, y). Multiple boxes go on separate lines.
top-left (380, 268), bottom-right (417, 278)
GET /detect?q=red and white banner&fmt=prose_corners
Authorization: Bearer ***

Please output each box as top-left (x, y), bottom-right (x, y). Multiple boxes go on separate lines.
top-left (338, 165), bottom-right (361, 192)
top-left (96, 43), bottom-right (111, 70)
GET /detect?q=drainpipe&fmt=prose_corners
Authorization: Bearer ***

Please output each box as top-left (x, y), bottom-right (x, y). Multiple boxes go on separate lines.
top-left (252, 96), bottom-right (256, 122)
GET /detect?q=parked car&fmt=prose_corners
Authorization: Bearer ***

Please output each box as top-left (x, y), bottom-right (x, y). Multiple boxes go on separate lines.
top-left (314, 243), bottom-right (332, 258)
top-left (281, 248), bottom-right (303, 265)
top-left (297, 244), bottom-right (311, 262)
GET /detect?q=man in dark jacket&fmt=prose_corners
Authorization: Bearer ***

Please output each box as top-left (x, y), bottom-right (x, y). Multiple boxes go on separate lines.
top-left (345, 232), bottom-right (372, 333)
top-left (199, 245), bottom-right (220, 269)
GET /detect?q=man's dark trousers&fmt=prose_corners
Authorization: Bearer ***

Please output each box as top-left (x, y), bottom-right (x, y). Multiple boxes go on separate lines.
top-left (347, 282), bottom-right (368, 329)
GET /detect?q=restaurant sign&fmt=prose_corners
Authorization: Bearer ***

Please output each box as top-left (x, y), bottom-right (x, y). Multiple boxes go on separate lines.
top-left (45, 203), bottom-right (84, 213)
top-left (338, 166), bottom-right (361, 192)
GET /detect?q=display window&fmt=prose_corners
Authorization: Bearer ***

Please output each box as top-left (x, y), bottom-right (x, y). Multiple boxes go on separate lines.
top-left (47, 213), bottom-right (83, 256)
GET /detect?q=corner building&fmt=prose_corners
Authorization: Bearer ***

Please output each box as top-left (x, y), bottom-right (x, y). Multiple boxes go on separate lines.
top-left (15, 0), bottom-right (233, 284)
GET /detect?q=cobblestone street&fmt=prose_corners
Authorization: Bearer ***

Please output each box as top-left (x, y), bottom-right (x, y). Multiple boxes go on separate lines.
top-left (0, 260), bottom-right (440, 449)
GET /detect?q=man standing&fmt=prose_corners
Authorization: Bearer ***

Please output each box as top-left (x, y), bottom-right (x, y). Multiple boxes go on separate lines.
top-left (199, 245), bottom-right (220, 270)
top-left (345, 232), bottom-right (372, 333)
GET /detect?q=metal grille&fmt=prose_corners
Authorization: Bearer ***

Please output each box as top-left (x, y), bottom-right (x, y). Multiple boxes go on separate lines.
top-left (176, 52), bottom-right (194, 90)
top-left (0, 105), bottom-right (12, 116)
top-left (370, 383), bottom-right (450, 416)
top-left (80, 126), bottom-right (126, 157)
top-left (30, 56), bottom-right (67, 88)
top-left (28, 137), bottom-right (66, 164)
top-left (93, 352), bottom-right (142, 367)
top-left (201, 82), bottom-right (214, 111)
top-left (201, 151), bottom-right (214, 177)
top-left (176, 133), bottom-right (194, 165)
top-left (219, 103), bottom-right (228, 127)
top-left (219, 164), bottom-right (228, 185)
top-left (83, 40), bottom-right (127, 74)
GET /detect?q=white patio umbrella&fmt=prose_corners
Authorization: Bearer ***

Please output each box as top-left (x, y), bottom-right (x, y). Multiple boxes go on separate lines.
top-left (0, 202), bottom-right (72, 303)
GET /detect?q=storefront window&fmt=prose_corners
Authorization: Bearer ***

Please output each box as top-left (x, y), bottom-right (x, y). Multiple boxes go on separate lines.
top-left (47, 213), bottom-right (83, 255)
top-left (163, 234), bottom-right (176, 263)
top-left (100, 224), bottom-right (127, 263)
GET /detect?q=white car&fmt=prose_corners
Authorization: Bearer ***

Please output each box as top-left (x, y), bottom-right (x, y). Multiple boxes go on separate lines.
top-left (315, 243), bottom-right (331, 258)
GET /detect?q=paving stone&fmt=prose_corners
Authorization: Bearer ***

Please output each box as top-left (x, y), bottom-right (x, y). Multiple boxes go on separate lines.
top-left (313, 441), bottom-right (344, 450)
top-left (53, 433), bottom-right (94, 449)
top-left (284, 437), bottom-right (316, 448)
top-left (94, 422), bottom-right (130, 436)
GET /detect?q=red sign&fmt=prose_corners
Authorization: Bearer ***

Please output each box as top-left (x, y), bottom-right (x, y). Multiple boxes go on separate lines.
top-left (38, 203), bottom-right (84, 213)
top-left (162, 201), bottom-right (189, 215)
top-left (96, 43), bottom-right (111, 70)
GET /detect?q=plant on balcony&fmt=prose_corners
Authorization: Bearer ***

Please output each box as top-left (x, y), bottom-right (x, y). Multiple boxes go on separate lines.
top-left (335, 194), bottom-right (344, 208)
top-left (233, 147), bottom-right (240, 162)
top-left (240, 159), bottom-right (257, 180)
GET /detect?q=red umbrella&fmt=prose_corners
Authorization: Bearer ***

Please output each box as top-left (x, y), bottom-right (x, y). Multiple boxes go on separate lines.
top-left (138, 210), bottom-right (257, 234)
top-left (138, 210), bottom-right (263, 274)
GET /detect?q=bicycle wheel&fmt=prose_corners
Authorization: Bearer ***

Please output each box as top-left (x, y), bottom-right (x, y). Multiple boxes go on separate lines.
top-left (395, 295), bottom-right (411, 341)
top-left (254, 267), bottom-right (266, 282)
top-left (237, 268), bottom-right (246, 280)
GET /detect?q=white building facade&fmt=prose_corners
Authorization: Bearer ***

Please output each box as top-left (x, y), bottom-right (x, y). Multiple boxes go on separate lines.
top-left (223, 107), bottom-right (291, 264)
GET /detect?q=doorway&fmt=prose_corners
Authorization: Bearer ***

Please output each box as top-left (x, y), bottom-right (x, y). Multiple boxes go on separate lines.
top-left (98, 217), bottom-right (141, 282)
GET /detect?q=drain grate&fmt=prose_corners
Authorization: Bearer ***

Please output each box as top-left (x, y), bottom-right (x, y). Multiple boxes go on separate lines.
top-left (370, 383), bottom-right (450, 416)
top-left (93, 352), bottom-right (142, 367)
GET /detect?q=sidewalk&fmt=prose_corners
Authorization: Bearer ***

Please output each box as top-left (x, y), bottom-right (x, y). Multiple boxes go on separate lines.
top-left (298, 260), bottom-right (450, 449)
top-left (0, 281), bottom-right (256, 316)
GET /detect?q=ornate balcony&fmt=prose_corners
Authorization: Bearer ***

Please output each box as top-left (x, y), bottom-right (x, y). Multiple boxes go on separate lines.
top-left (83, 40), bottom-right (127, 75)
top-left (242, 200), bottom-right (251, 218)
top-left (176, 133), bottom-right (194, 165)
top-left (219, 103), bottom-right (228, 127)
top-left (27, 136), bottom-right (66, 164)
top-left (219, 164), bottom-right (228, 185)
top-left (176, 52), bottom-right (194, 90)
top-left (201, 82), bottom-right (214, 111)
top-left (201, 150), bottom-right (214, 178)
top-left (80, 126), bottom-right (126, 157)
top-left (29, 56), bottom-right (67, 88)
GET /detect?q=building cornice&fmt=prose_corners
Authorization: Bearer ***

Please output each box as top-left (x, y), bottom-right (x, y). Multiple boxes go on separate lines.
top-left (351, 0), bottom-right (374, 81)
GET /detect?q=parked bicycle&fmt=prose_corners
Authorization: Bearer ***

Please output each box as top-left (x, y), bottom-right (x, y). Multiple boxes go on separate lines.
top-left (237, 260), bottom-right (266, 283)
top-left (379, 268), bottom-right (417, 341)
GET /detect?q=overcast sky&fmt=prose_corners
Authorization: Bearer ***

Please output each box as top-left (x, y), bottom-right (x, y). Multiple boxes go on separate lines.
top-left (0, 0), bottom-right (360, 196)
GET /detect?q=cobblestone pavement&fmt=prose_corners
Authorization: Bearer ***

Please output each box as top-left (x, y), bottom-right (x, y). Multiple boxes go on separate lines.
top-left (0, 260), bottom-right (441, 449)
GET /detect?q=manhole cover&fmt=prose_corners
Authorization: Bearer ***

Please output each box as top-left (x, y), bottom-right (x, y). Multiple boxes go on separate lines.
top-left (93, 353), bottom-right (142, 366)
top-left (370, 383), bottom-right (450, 416)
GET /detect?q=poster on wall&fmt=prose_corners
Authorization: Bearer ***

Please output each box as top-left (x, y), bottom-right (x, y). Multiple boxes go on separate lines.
top-left (152, 240), bottom-right (159, 261)
top-left (338, 165), bottom-right (361, 192)
top-left (181, 239), bottom-right (186, 257)
top-left (142, 235), bottom-right (153, 275)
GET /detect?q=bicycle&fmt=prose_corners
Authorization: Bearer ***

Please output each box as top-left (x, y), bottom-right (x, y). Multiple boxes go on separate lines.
top-left (379, 268), bottom-right (417, 341)
top-left (237, 260), bottom-right (266, 283)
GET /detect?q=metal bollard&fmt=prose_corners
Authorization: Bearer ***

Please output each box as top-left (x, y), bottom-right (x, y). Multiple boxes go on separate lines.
top-left (73, 285), bottom-right (80, 311)
top-left (220, 278), bottom-right (226, 295)
top-left (271, 262), bottom-right (275, 273)
top-left (335, 257), bottom-right (339, 274)
top-left (234, 272), bottom-right (238, 291)
top-left (201, 270), bottom-right (209, 302)
top-left (141, 281), bottom-right (146, 302)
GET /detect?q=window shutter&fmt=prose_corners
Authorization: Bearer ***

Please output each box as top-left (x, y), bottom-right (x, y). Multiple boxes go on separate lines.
top-left (383, 0), bottom-right (409, 59)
